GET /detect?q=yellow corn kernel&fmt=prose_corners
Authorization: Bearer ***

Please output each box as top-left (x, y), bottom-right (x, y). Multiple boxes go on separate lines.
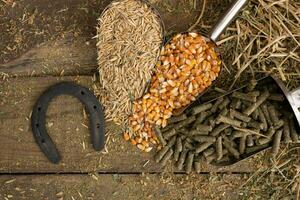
top-left (170, 87), bottom-right (179, 96)
top-left (137, 144), bottom-right (145, 151)
top-left (135, 137), bottom-right (143, 144)
top-left (188, 82), bottom-right (193, 93)
top-left (145, 147), bottom-right (153, 152)
top-left (156, 119), bottom-right (162, 126)
top-left (167, 80), bottom-right (176, 87)
top-left (141, 140), bottom-right (149, 147)
top-left (130, 139), bottom-right (137, 146)
top-left (123, 132), bottom-right (130, 141)
top-left (150, 138), bottom-right (157, 145)
top-left (162, 119), bottom-right (168, 128)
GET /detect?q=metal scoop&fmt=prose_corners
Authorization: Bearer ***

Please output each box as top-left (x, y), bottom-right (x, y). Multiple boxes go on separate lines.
top-left (209, 75), bottom-right (300, 166)
top-left (272, 75), bottom-right (300, 128)
top-left (172, 0), bottom-right (248, 115)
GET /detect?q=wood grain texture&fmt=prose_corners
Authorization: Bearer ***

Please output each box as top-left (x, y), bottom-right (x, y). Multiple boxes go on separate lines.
top-left (0, 174), bottom-right (245, 200)
top-left (0, 76), bottom-right (158, 173)
top-left (0, 76), bottom-right (267, 173)
top-left (0, 0), bottom-right (222, 77)
top-left (0, 35), bottom-right (98, 76)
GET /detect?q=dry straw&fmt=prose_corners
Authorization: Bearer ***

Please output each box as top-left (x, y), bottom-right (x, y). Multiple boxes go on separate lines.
top-left (215, 0), bottom-right (300, 90)
top-left (95, 0), bottom-right (163, 127)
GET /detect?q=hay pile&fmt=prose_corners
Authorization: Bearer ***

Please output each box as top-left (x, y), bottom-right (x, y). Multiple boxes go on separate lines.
top-left (95, 0), bottom-right (163, 127)
top-left (238, 144), bottom-right (300, 199)
top-left (216, 0), bottom-right (300, 90)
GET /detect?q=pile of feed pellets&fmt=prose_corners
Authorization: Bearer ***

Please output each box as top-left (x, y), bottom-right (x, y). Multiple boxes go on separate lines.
top-left (154, 78), bottom-right (300, 174)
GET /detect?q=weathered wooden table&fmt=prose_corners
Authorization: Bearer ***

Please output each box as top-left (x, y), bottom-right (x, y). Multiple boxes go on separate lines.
top-left (0, 0), bottom-right (266, 199)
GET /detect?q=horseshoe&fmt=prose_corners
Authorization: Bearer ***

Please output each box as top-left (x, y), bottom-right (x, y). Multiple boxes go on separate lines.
top-left (31, 82), bottom-right (105, 164)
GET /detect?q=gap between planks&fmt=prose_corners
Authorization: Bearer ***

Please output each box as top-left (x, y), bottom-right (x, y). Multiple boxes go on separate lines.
top-left (0, 171), bottom-right (251, 176)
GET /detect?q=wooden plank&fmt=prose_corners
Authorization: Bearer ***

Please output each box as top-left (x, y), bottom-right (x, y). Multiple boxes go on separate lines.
top-left (0, 0), bottom-right (206, 77)
top-left (0, 76), bottom-right (265, 173)
top-left (0, 76), bottom-right (159, 173)
top-left (0, 0), bottom-right (113, 67)
top-left (0, 36), bottom-right (98, 76)
top-left (0, 174), bottom-right (245, 200)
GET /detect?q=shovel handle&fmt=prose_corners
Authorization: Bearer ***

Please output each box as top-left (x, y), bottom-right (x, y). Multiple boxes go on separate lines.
top-left (209, 0), bottom-right (248, 42)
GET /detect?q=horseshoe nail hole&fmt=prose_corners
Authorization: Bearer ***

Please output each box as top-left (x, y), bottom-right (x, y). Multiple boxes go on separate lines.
top-left (41, 139), bottom-right (45, 143)
top-left (81, 91), bottom-right (85, 95)
top-left (93, 105), bottom-right (97, 109)
top-left (37, 107), bottom-right (42, 111)
top-left (36, 123), bottom-right (39, 127)
top-left (96, 123), bottom-right (101, 129)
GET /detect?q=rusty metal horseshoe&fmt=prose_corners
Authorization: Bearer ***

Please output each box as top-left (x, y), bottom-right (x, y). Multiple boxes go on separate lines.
top-left (31, 82), bottom-right (105, 164)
